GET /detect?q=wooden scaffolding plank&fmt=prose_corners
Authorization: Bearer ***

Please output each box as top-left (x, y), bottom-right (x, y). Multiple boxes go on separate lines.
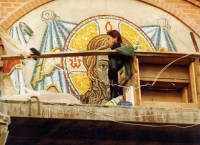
top-left (139, 64), bottom-right (189, 80)
top-left (0, 45), bottom-right (3, 68)
top-left (134, 57), bottom-right (141, 106)
top-left (189, 62), bottom-right (198, 104)
top-left (182, 87), bottom-right (188, 103)
top-left (190, 32), bottom-right (199, 52)
top-left (198, 93), bottom-right (200, 109)
top-left (1, 101), bottom-right (200, 124)
top-left (1, 50), bottom-right (200, 60)
top-left (131, 57), bottom-right (137, 73)
top-left (194, 59), bottom-right (200, 94)
top-left (140, 78), bottom-right (190, 83)
top-left (141, 101), bottom-right (198, 109)
top-left (0, 45), bottom-right (2, 56)
top-left (193, 59), bottom-right (200, 108)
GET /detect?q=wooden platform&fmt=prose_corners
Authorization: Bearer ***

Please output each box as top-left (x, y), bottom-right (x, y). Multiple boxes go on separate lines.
top-left (1, 50), bottom-right (200, 144)
top-left (0, 101), bottom-right (200, 145)
top-left (1, 50), bottom-right (200, 109)
top-left (118, 51), bottom-right (200, 110)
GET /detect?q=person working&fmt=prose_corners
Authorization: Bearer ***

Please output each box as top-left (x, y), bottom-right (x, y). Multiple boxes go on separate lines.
top-left (106, 30), bottom-right (124, 98)
top-left (87, 29), bottom-right (134, 100)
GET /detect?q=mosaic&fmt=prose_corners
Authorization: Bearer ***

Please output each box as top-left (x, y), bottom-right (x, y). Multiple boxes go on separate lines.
top-left (65, 15), bottom-right (156, 51)
top-left (6, 12), bottom-right (175, 104)
top-left (63, 15), bottom-right (156, 103)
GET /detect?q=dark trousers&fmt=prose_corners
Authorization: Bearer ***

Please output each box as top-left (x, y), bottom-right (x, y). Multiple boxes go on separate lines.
top-left (110, 84), bottom-right (123, 98)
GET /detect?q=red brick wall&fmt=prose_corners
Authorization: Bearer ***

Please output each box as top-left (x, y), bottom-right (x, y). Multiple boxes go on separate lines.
top-left (0, 0), bottom-right (53, 31)
top-left (186, 0), bottom-right (200, 8)
top-left (0, 0), bottom-right (199, 36)
top-left (139, 0), bottom-right (200, 36)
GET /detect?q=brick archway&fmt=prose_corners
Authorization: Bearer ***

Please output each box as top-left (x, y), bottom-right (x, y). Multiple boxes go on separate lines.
top-left (140, 0), bottom-right (200, 37)
top-left (0, 0), bottom-right (200, 37)
top-left (0, 0), bottom-right (53, 31)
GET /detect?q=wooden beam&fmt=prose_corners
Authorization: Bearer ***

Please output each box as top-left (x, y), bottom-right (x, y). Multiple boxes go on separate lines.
top-left (1, 101), bottom-right (200, 124)
top-left (0, 46), bottom-right (2, 56)
top-left (139, 64), bottom-right (189, 80)
top-left (1, 50), bottom-right (119, 60)
top-left (140, 78), bottom-right (190, 83)
top-left (182, 87), bottom-right (188, 103)
top-left (0, 45), bottom-right (2, 68)
top-left (141, 101), bottom-right (198, 109)
top-left (194, 59), bottom-right (200, 95)
top-left (135, 51), bottom-right (200, 58)
top-left (190, 32), bottom-right (199, 52)
top-left (132, 56), bottom-right (137, 73)
top-left (198, 94), bottom-right (200, 109)
top-left (0, 39), bottom-right (2, 45)
top-left (1, 50), bottom-right (200, 61)
top-left (140, 81), bottom-right (189, 90)
top-left (189, 62), bottom-right (198, 104)
top-left (134, 58), bottom-right (141, 106)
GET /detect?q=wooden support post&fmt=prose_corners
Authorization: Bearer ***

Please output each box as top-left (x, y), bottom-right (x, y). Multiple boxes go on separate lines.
top-left (0, 44), bottom-right (2, 56)
top-left (191, 31), bottom-right (200, 108)
top-left (194, 59), bottom-right (200, 108)
top-left (133, 56), bottom-right (141, 106)
top-left (131, 56), bottom-right (137, 73)
top-left (189, 62), bottom-right (197, 104)
top-left (0, 38), bottom-right (4, 97)
top-left (0, 39), bottom-right (3, 68)
top-left (190, 32), bottom-right (199, 52)
top-left (181, 87), bottom-right (188, 103)
top-left (194, 59), bottom-right (200, 94)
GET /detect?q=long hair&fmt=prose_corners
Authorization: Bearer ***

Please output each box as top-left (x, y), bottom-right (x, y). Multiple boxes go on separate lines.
top-left (107, 30), bottom-right (122, 44)
top-left (83, 34), bottom-right (108, 81)
top-left (83, 34), bottom-right (110, 104)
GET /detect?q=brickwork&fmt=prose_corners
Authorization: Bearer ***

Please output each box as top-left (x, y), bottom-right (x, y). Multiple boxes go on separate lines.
top-left (0, 0), bottom-right (199, 36)
top-left (0, 0), bottom-right (29, 23)
top-left (139, 0), bottom-right (200, 37)
top-left (186, 0), bottom-right (200, 8)
top-left (0, 0), bottom-right (53, 31)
